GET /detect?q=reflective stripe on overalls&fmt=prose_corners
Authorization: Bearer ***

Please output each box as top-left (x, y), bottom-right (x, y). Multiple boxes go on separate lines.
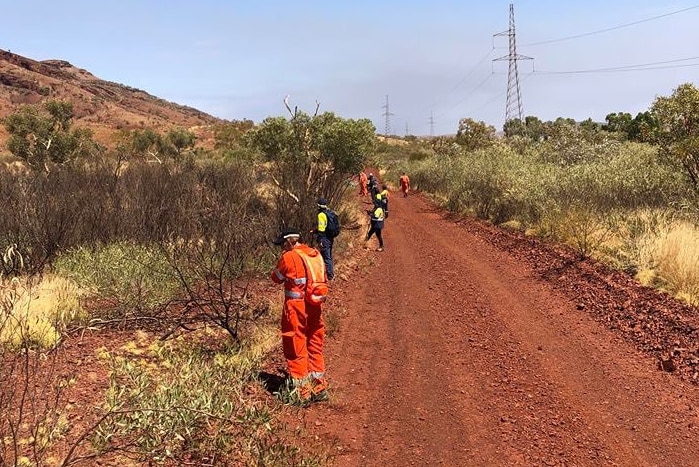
top-left (275, 268), bottom-right (307, 299)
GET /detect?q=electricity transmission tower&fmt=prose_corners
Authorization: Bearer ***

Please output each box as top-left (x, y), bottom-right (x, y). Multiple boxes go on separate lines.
top-left (428, 112), bottom-right (435, 137)
top-left (493, 3), bottom-right (532, 122)
top-left (382, 95), bottom-right (394, 137)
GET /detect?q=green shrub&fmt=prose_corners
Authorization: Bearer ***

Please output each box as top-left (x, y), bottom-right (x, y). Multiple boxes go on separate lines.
top-left (53, 242), bottom-right (179, 322)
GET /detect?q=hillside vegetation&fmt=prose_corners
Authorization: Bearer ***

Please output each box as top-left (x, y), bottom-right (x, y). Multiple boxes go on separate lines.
top-left (0, 49), bottom-right (218, 146)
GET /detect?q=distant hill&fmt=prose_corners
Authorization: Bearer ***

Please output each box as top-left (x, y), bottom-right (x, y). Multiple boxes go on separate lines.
top-left (0, 49), bottom-right (220, 147)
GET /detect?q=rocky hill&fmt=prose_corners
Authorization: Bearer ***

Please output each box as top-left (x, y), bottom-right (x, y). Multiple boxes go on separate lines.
top-left (0, 49), bottom-right (220, 146)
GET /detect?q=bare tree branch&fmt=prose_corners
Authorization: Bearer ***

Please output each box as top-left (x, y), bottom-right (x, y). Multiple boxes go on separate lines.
top-left (269, 171), bottom-right (300, 203)
top-left (284, 95), bottom-right (294, 117)
top-left (147, 150), bottom-right (162, 165)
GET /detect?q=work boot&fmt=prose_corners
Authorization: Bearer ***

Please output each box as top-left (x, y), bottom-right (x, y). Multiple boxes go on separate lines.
top-left (276, 377), bottom-right (312, 407)
top-left (311, 377), bottom-right (329, 402)
top-left (297, 383), bottom-right (313, 405)
top-left (376, 247), bottom-right (384, 252)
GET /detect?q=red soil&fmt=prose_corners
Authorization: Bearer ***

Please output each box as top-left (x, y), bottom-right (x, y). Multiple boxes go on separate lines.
top-left (294, 190), bottom-right (699, 466)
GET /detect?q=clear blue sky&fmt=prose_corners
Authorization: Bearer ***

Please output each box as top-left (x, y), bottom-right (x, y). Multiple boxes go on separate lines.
top-left (2, 1), bottom-right (698, 135)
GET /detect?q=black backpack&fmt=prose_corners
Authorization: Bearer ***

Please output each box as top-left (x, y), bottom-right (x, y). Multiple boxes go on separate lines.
top-left (324, 209), bottom-right (341, 238)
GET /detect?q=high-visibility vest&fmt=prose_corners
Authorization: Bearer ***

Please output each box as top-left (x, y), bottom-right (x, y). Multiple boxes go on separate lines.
top-left (294, 248), bottom-right (329, 304)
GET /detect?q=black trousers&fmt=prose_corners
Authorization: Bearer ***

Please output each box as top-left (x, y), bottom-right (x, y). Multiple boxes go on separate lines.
top-left (366, 226), bottom-right (383, 248)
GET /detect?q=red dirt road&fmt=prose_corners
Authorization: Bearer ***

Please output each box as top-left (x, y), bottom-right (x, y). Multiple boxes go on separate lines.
top-left (301, 192), bottom-right (699, 466)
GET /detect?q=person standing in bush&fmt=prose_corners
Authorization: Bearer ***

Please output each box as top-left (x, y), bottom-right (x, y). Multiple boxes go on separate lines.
top-left (271, 228), bottom-right (329, 404)
top-left (365, 197), bottom-right (385, 252)
top-left (313, 198), bottom-right (340, 281)
top-left (358, 171), bottom-right (368, 197)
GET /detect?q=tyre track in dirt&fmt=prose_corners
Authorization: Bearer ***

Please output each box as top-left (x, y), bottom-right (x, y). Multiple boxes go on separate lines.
top-left (302, 192), bottom-right (699, 466)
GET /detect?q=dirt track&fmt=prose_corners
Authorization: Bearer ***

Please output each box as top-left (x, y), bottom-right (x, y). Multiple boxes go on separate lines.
top-left (300, 191), bottom-right (699, 466)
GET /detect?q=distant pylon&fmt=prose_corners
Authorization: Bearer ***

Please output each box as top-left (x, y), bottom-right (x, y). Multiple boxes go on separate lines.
top-left (382, 95), bottom-right (394, 136)
top-left (493, 4), bottom-right (533, 122)
top-left (429, 112), bottom-right (435, 137)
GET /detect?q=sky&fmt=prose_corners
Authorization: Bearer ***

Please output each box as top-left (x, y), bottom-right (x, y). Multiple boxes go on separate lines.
top-left (1, 0), bottom-right (698, 136)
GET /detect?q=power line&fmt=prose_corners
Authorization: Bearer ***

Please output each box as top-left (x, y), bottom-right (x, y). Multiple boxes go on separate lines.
top-left (466, 72), bottom-right (535, 117)
top-left (434, 72), bottom-right (494, 120)
top-left (523, 4), bottom-right (699, 46)
top-left (420, 48), bottom-right (496, 115)
top-left (533, 55), bottom-right (699, 74)
top-left (410, 5), bottom-right (699, 133)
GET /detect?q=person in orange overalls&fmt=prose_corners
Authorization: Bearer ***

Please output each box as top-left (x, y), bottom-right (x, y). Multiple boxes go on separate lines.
top-left (399, 172), bottom-right (411, 197)
top-left (358, 171), bottom-right (368, 196)
top-left (270, 227), bottom-right (329, 403)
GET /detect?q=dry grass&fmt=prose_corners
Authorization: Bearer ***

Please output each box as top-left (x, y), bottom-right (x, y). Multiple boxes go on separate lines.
top-left (0, 275), bottom-right (84, 348)
top-left (633, 219), bottom-right (699, 305)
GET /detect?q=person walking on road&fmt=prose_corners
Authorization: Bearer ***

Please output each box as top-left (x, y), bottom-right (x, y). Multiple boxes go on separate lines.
top-left (378, 184), bottom-right (389, 218)
top-left (270, 228), bottom-right (329, 404)
top-left (365, 198), bottom-right (385, 252)
top-left (367, 173), bottom-right (379, 199)
top-left (313, 198), bottom-right (339, 281)
top-left (399, 172), bottom-right (411, 197)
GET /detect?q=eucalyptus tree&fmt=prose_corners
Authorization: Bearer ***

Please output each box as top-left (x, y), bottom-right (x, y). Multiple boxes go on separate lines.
top-left (651, 83), bottom-right (699, 191)
top-left (247, 99), bottom-right (376, 229)
top-left (3, 100), bottom-right (100, 171)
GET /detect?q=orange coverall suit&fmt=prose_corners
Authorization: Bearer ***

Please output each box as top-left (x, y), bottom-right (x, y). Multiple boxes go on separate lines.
top-left (400, 174), bottom-right (411, 197)
top-left (271, 244), bottom-right (326, 381)
top-left (359, 172), bottom-right (368, 196)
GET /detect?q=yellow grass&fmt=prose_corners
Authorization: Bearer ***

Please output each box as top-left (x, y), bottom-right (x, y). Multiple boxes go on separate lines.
top-left (636, 221), bottom-right (699, 305)
top-left (0, 275), bottom-right (84, 348)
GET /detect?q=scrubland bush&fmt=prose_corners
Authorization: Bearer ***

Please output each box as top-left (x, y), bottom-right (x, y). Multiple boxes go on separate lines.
top-left (535, 122), bottom-right (621, 166)
top-left (406, 133), bottom-right (699, 295)
top-left (0, 106), bottom-right (369, 464)
top-left (412, 140), bottom-right (693, 227)
top-left (54, 242), bottom-right (178, 323)
top-left (550, 143), bottom-right (689, 213)
top-left (91, 328), bottom-right (327, 465)
top-left (0, 158), bottom-right (272, 272)
top-left (410, 143), bottom-right (556, 225)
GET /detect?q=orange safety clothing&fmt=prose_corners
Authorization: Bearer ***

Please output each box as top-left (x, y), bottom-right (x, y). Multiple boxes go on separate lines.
top-left (295, 247), bottom-right (329, 304)
top-left (271, 243), bottom-right (326, 380)
top-left (399, 174), bottom-right (411, 196)
top-left (359, 172), bottom-right (368, 196)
